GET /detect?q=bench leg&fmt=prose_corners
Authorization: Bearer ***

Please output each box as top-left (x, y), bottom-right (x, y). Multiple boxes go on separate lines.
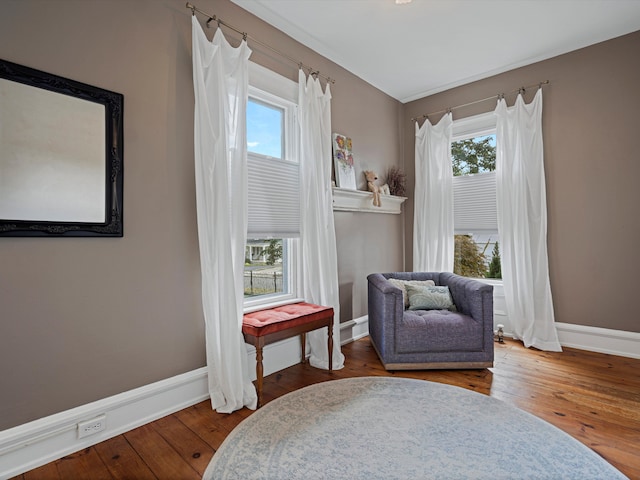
top-left (328, 317), bottom-right (333, 372)
top-left (255, 340), bottom-right (264, 408)
top-left (301, 332), bottom-right (306, 364)
top-left (301, 323), bottom-right (333, 371)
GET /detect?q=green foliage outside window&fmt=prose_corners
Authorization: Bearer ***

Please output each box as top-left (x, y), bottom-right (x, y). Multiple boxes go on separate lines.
top-left (258, 239), bottom-right (283, 266)
top-left (454, 235), bottom-right (487, 278)
top-left (486, 242), bottom-right (502, 279)
top-left (453, 236), bottom-right (502, 280)
top-left (451, 136), bottom-right (496, 176)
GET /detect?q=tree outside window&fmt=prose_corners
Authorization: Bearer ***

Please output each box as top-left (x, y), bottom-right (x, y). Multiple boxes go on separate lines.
top-left (452, 135), bottom-right (495, 175)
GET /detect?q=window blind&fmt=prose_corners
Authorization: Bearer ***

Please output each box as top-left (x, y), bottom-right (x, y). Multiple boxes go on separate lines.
top-left (247, 154), bottom-right (300, 238)
top-left (453, 171), bottom-right (497, 234)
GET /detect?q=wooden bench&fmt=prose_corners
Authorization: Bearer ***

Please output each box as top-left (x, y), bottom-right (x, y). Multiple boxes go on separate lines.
top-left (242, 302), bottom-right (334, 407)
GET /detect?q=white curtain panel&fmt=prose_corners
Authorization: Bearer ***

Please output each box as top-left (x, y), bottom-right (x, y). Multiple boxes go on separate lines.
top-left (413, 113), bottom-right (454, 272)
top-left (495, 89), bottom-right (562, 352)
top-left (191, 18), bottom-right (258, 412)
top-left (298, 70), bottom-right (345, 370)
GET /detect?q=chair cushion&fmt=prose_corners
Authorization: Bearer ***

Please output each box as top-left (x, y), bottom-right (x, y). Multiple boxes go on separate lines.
top-left (387, 278), bottom-right (436, 308)
top-left (242, 302), bottom-right (333, 337)
top-left (406, 284), bottom-right (455, 311)
top-left (396, 310), bottom-right (483, 353)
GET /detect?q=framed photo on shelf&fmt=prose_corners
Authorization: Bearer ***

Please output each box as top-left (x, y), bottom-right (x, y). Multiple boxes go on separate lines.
top-left (332, 133), bottom-right (356, 189)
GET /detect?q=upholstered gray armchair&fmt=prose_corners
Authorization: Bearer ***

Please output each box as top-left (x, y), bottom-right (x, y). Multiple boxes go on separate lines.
top-left (367, 272), bottom-right (494, 370)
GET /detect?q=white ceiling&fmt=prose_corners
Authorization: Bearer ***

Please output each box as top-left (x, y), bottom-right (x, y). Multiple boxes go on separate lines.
top-left (230, 0), bottom-right (640, 103)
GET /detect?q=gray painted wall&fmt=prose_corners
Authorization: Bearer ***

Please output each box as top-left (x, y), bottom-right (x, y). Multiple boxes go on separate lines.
top-left (403, 30), bottom-right (640, 334)
top-left (0, 0), bottom-right (403, 430)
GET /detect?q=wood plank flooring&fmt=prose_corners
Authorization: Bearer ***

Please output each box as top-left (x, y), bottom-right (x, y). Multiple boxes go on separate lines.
top-left (12, 338), bottom-right (640, 479)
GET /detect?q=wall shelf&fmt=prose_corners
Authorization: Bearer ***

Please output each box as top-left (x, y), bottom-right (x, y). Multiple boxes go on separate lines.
top-left (332, 187), bottom-right (407, 214)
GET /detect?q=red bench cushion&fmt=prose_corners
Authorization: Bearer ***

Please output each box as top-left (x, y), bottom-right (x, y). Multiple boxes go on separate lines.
top-left (242, 302), bottom-right (333, 337)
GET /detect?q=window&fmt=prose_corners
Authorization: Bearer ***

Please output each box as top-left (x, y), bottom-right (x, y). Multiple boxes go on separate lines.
top-left (244, 63), bottom-right (301, 309)
top-left (451, 112), bottom-right (501, 279)
top-left (247, 98), bottom-right (284, 159)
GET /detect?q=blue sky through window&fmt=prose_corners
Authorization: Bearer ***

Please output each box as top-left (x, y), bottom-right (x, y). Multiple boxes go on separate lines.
top-left (247, 98), bottom-right (283, 159)
top-left (470, 134), bottom-right (496, 148)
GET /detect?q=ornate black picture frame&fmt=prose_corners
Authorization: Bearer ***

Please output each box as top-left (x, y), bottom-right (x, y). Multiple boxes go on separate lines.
top-left (0, 59), bottom-right (123, 237)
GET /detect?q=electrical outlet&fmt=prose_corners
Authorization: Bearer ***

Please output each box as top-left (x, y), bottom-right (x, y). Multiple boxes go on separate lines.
top-left (77, 414), bottom-right (107, 439)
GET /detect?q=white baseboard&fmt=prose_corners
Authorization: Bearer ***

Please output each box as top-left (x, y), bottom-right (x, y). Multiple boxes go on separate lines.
top-left (0, 320), bottom-right (367, 479)
top-left (0, 367), bottom-right (210, 480)
top-left (246, 336), bottom-right (303, 380)
top-left (478, 279), bottom-right (639, 359)
top-left (339, 315), bottom-right (369, 345)
top-left (556, 322), bottom-right (640, 359)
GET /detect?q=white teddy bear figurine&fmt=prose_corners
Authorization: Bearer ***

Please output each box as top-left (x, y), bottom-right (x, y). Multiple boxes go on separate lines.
top-left (363, 170), bottom-right (390, 207)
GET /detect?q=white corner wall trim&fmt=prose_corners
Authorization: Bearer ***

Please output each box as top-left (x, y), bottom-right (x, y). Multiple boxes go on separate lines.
top-left (0, 319), bottom-right (369, 479)
top-left (556, 322), bottom-right (640, 359)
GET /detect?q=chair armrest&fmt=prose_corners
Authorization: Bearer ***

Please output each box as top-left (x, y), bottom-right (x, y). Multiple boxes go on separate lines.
top-left (439, 272), bottom-right (493, 323)
top-left (367, 274), bottom-right (405, 353)
top-left (367, 274), bottom-right (404, 318)
top-left (368, 273), bottom-right (402, 296)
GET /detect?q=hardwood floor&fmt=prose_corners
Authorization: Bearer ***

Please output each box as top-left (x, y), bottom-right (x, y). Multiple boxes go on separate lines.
top-left (12, 338), bottom-right (640, 479)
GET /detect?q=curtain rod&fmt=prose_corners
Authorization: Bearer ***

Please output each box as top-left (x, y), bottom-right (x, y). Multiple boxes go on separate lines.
top-left (411, 80), bottom-right (550, 123)
top-left (186, 2), bottom-right (335, 85)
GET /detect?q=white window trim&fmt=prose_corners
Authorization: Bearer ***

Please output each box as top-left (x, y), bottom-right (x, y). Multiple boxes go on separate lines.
top-left (452, 110), bottom-right (496, 141)
top-left (249, 62), bottom-right (297, 103)
top-left (244, 62), bottom-right (303, 310)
